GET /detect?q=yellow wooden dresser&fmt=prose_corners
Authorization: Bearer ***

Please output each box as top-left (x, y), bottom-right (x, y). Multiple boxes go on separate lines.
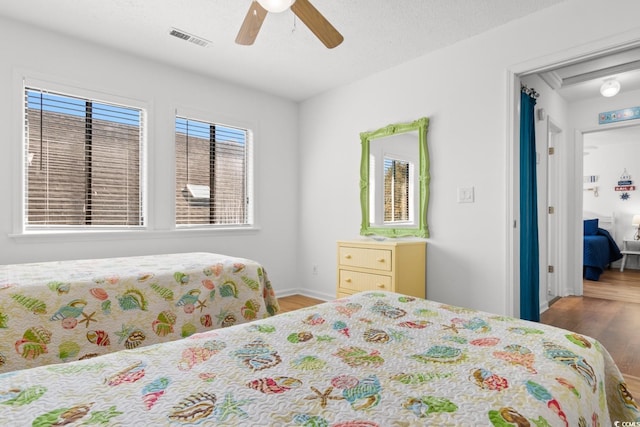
top-left (337, 240), bottom-right (426, 299)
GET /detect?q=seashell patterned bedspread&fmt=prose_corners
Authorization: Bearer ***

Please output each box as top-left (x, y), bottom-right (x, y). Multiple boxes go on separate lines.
top-left (0, 252), bottom-right (279, 373)
top-left (0, 291), bottom-right (637, 426)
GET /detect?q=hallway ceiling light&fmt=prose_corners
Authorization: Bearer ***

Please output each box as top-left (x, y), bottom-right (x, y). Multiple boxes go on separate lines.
top-left (600, 79), bottom-right (621, 97)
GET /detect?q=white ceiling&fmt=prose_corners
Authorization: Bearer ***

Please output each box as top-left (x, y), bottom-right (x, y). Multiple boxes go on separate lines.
top-left (0, 0), bottom-right (569, 102)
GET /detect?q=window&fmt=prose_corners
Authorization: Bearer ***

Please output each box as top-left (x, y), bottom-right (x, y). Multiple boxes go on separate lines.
top-left (175, 116), bottom-right (252, 226)
top-left (383, 157), bottom-right (412, 223)
top-left (24, 88), bottom-right (144, 229)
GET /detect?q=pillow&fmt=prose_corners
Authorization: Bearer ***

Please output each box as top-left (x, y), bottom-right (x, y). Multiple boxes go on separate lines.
top-left (584, 218), bottom-right (599, 235)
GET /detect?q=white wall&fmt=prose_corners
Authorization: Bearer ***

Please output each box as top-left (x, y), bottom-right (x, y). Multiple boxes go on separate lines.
top-left (583, 128), bottom-right (640, 238)
top-left (298, 0), bottom-right (640, 313)
top-left (0, 17), bottom-right (300, 294)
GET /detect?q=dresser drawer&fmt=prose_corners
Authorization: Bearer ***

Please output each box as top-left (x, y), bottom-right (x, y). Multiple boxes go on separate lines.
top-left (338, 246), bottom-right (392, 271)
top-left (338, 269), bottom-right (392, 292)
top-left (337, 240), bottom-right (425, 299)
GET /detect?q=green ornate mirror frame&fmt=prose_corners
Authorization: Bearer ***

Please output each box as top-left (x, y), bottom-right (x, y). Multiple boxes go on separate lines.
top-left (360, 117), bottom-right (430, 238)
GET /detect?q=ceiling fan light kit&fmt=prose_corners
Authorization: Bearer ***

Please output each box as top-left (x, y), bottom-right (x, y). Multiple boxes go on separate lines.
top-left (236, 0), bottom-right (343, 49)
top-left (257, 0), bottom-right (295, 13)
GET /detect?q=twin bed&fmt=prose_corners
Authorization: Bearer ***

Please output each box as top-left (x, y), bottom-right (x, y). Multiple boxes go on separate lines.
top-left (0, 252), bottom-right (279, 373)
top-left (583, 212), bottom-right (623, 281)
top-left (0, 254), bottom-right (638, 425)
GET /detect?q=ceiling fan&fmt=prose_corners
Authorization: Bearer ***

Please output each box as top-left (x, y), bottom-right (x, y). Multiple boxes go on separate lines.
top-left (236, 0), bottom-right (343, 49)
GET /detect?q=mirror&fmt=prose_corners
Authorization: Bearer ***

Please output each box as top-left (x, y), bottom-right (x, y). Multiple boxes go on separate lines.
top-left (360, 117), bottom-right (429, 238)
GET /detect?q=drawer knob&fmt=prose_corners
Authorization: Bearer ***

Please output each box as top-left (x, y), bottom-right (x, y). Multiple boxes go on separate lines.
top-left (344, 254), bottom-right (352, 259)
top-left (376, 258), bottom-right (385, 263)
top-left (377, 283), bottom-right (386, 288)
top-left (345, 278), bottom-right (352, 283)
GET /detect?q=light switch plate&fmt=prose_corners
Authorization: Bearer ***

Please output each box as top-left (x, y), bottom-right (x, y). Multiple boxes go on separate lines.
top-left (457, 186), bottom-right (474, 203)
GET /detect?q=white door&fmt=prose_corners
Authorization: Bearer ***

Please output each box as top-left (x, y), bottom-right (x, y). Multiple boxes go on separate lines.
top-left (546, 119), bottom-right (562, 301)
top-left (536, 112), bottom-right (562, 309)
top-left (535, 112), bottom-right (548, 308)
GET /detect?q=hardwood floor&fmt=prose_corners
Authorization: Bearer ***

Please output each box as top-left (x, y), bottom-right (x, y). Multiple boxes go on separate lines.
top-left (278, 294), bottom-right (324, 313)
top-left (541, 295), bottom-right (640, 399)
top-left (552, 269), bottom-right (640, 371)
top-left (543, 268), bottom-right (640, 404)
top-left (583, 267), bottom-right (640, 304)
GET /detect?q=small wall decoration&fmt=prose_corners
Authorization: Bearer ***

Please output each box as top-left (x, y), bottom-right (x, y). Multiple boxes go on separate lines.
top-left (615, 169), bottom-right (635, 200)
top-left (599, 106), bottom-right (640, 124)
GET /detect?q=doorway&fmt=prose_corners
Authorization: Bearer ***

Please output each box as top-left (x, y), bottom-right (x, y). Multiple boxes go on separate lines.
top-left (581, 124), bottom-right (640, 253)
top-left (509, 40), bottom-right (640, 318)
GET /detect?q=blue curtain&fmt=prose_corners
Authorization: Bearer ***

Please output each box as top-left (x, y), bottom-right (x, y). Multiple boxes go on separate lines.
top-left (520, 88), bottom-right (539, 322)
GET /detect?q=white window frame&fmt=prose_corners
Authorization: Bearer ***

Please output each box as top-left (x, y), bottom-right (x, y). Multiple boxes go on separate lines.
top-left (174, 107), bottom-right (255, 231)
top-left (14, 76), bottom-right (149, 236)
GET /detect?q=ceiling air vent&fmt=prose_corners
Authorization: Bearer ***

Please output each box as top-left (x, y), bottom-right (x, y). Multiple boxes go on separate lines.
top-left (169, 28), bottom-right (210, 47)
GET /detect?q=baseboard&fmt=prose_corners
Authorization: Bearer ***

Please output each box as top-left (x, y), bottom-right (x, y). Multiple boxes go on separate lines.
top-left (276, 288), bottom-right (333, 302)
top-left (539, 302), bottom-right (549, 314)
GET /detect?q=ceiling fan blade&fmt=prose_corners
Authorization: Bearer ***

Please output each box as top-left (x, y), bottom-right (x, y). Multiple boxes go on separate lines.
top-left (236, 1), bottom-right (268, 45)
top-left (291, 0), bottom-right (343, 49)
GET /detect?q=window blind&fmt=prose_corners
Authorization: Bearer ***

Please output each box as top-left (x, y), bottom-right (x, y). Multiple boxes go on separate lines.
top-left (383, 158), bottom-right (411, 223)
top-left (24, 88), bottom-right (144, 228)
top-left (175, 116), bottom-right (250, 226)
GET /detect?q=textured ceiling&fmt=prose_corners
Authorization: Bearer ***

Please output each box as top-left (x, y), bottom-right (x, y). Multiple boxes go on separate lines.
top-left (1, 0), bottom-right (568, 101)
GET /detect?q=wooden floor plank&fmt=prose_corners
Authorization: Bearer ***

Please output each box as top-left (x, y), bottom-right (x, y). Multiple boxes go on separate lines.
top-left (539, 267), bottom-right (640, 404)
top-left (278, 294), bottom-right (324, 314)
top-left (537, 268), bottom-right (640, 404)
top-left (584, 268), bottom-right (640, 303)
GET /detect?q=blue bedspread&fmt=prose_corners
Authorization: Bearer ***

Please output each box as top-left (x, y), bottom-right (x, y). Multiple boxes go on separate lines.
top-left (583, 228), bottom-right (622, 281)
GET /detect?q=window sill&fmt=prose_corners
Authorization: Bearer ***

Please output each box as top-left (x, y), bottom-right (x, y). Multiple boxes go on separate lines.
top-left (9, 226), bottom-right (261, 243)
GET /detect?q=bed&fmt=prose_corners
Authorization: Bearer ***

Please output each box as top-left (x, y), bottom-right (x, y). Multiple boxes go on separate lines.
top-left (583, 214), bottom-right (622, 281)
top-left (0, 291), bottom-right (637, 425)
top-left (0, 252), bottom-right (279, 373)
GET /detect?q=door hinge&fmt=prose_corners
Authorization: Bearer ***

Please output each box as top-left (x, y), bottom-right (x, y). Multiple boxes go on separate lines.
top-left (548, 265), bottom-right (554, 273)
top-left (548, 147), bottom-right (555, 155)
top-left (548, 206), bottom-right (555, 214)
